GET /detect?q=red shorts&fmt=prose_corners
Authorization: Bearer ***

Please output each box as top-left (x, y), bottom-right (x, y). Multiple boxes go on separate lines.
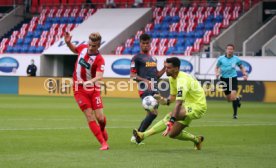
top-left (74, 86), bottom-right (103, 111)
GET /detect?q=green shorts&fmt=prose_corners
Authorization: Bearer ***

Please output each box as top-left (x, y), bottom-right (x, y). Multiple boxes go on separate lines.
top-left (177, 103), bottom-right (207, 126)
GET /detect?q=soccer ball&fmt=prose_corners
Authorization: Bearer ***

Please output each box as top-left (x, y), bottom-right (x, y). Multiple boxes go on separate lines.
top-left (142, 96), bottom-right (158, 111)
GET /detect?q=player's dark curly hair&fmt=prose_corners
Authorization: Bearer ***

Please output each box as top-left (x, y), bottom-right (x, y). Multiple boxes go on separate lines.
top-left (166, 57), bottom-right (180, 68)
top-left (139, 33), bottom-right (151, 41)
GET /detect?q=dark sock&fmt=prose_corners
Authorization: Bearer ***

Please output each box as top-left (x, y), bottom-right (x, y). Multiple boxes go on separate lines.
top-left (138, 113), bottom-right (157, 132)
top-left (232, 100), bottom-right (238, 116)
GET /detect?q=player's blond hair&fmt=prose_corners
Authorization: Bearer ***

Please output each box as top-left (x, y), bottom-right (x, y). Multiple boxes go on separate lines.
top-left (89, 32), bottom-right (102, 46)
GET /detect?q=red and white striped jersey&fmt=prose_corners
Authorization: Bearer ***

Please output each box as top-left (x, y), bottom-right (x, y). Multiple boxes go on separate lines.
top-left (73, 44), bottom-right (105, 84)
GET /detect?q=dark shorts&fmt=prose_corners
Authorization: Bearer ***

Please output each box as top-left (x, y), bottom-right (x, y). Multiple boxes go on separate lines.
top-left (220, 77), bottom-right (238, 95)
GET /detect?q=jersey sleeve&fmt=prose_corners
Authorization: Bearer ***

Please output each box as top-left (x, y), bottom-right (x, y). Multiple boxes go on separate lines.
top-left (75, 44), bottom-right (86, 54)
top-left (96, 57), bottom-right (105, 73)
top-left (130, 55), bottom-right (139, 73)
top-left (176, 77), bottom-right (191, 101)
top-left (169, 78), bottom-right (177, 96)
top-left (236, 56), bottom-right (242, 66)
top-left (216, 57), bottom-right (222, 67)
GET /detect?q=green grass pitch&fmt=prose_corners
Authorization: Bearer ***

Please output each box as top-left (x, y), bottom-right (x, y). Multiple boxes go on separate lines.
top-left (0, 95), bottom-right (275, 168)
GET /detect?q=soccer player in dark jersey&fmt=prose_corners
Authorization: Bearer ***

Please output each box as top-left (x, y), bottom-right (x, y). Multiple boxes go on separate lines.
top-left (130, 33), bottom-right (166, 143)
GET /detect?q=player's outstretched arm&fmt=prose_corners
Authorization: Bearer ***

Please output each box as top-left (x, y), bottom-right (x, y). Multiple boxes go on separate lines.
top-left (239, 65), bottom-right (248, 80)
top-left (154, 94), bottom-right (176, 105)
top-left (156, 64), bottom-right (166, 79)
top-left (84, 71), bottom-right (104, 87)
top-left (64, 32), bottom-right (77, 54)
top-left (215, 66), bottom-right (220, 79)
top-left (130, 72), bottom-right (152, 90)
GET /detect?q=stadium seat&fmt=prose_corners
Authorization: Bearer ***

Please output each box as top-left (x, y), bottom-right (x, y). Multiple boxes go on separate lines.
top-left (16, 38), bottom-right (24, 45)
top-left (122, 47), bottom-right (132, 55)
top-left (132, 46), bottom-right (140, 55)
top-left (23, 38), bottom-right (32, 45)
top-left (168, 32), bottom-right (178, 39)
top-left (36, 46), bottom-right (44, 53)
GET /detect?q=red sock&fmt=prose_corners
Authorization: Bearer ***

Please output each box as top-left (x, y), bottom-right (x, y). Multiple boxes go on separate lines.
top-left (99, 116), bottom-right (106, 131)
top-left (88, 121), bottom-right (105, 144)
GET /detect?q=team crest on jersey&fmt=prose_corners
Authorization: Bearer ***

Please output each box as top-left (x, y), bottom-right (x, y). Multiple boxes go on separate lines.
top-left (146, 61), bottom-right (157, 67)
top-left (88, 58), bottom-right (94, 65)
top-left (177, 87), bottom-right (183, 97)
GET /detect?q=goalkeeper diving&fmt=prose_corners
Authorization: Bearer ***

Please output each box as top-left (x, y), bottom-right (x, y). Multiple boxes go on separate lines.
top-left (133, 57), bottom-right (207, 150)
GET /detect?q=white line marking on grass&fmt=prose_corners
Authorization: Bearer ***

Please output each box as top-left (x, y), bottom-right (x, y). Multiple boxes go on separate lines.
top-left (0, 123), bottom-right (275, 131)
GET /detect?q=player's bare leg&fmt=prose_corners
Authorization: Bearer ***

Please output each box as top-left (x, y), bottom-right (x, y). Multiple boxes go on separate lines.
top-left (84, 108), bottom-right (108, 150)
top-left (132, 108), bottom-right (158, 144)
top-left (226, 91), bottom-right (241, 119)
top-left (95, 108), bottom-right (108, 142)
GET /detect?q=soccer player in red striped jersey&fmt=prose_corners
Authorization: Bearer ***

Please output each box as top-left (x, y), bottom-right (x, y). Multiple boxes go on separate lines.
top-left (64, 32), bottom-right (109, 150)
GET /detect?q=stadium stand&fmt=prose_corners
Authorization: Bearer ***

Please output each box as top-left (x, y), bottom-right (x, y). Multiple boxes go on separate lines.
top-left (0, 6), bottom-right (96, 53)
top-left (0, 0), bottom-right (261, 55)
top-left (115, 2), bottom-right (245, 56)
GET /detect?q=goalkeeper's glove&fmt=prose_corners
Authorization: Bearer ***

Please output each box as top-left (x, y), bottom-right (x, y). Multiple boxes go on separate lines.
top-left (153, 94), bottom-right (170, 106)
top-left (162, 117), bottom-right (176, 136)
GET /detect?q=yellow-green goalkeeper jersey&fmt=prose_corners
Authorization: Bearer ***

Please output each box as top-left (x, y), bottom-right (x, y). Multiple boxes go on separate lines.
top-left (169, 71), bottom-right (206, 106)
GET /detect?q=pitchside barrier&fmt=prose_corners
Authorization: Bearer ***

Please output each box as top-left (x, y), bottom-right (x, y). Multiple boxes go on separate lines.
top-left (0, 76), bottom-right (274, 102)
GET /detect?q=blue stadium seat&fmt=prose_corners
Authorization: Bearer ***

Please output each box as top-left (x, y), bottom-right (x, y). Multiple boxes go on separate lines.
top-left (21, 45), bottom-right (29, 53)
top-left (160, 24), bottom-right (170, 31)
top-left (28, 46), bottom-right (36, 53)
top-left (153, 24), bottom-right (161, 31)
top-left (171, 16), bottom-right (180, 23)
top-left (146, 31), bottom-right (154, 37)
top-left (23, 38), bottom-right (32, 45)
top-left (33, 30), bottom-right (42, 38)
top-left (177, 32), bottom-right (186, 39)
top-left (75, 17), bottom-right (84, 23)
top-left (6, 46), bottom-right (13, 53)
top-left (16, 38), bottom-right (24, 45)
top-left (133, 40), bottom-right (140, 47)
top-left (26, 31), bottom-right (34, 38)
top-left (36, 24), bottom-right (43, 31)
top-left (196, 23), bottom-right (205, 31)
top-left (163, 16), bottom-right (171, 24)
top-left (205, 22), bottom-right (214, 30)
top-left (214, 15), bottom-right (223, 23)
top-left (45, 17), bottom-right (54, 24)
top-left (159, 31), bottom-right (169, 38)
top-left (36, 46), bottom-right (44, 53)
top-left (175, 38), bottom-right (185, 46)
top-left (52, 17), bottom-right (60, 24)
top-left (206, 15), bottom-right (214, 22)
top-left (68, 17), bottom-right (75, 24)
top-left (42, 23), bottom-right (51, 31)
top-left (168, 31), bottom-right (178, 38)
top-left (122, 47), bottom-right (132, 55)
top-left (166, 47), bottom-right (176, 55)
top-left (60, 17), bottom-right (68, 24)
top-left (13, 45), bottom-right (20, 53)
top-left (186, 31), bottom-right (195, 38)
top-left (186, 38), bottom-right (195, 46)
top-left (195, 30), bottom-right (204, 38)
top-left (151, 31), bottom-right (160, 38)
top-left (174, 46), bottom-right (186, 55)
top-left (132, 46), bottom-right (140, 55)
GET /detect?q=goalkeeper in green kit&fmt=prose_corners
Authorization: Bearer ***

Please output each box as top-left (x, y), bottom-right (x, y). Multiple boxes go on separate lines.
top-left (133, 57), bottom-right (207, 150)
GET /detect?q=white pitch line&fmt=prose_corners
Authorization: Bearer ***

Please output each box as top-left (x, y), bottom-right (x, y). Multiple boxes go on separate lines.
top-left (0, 123), bottom-right (275, 131)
